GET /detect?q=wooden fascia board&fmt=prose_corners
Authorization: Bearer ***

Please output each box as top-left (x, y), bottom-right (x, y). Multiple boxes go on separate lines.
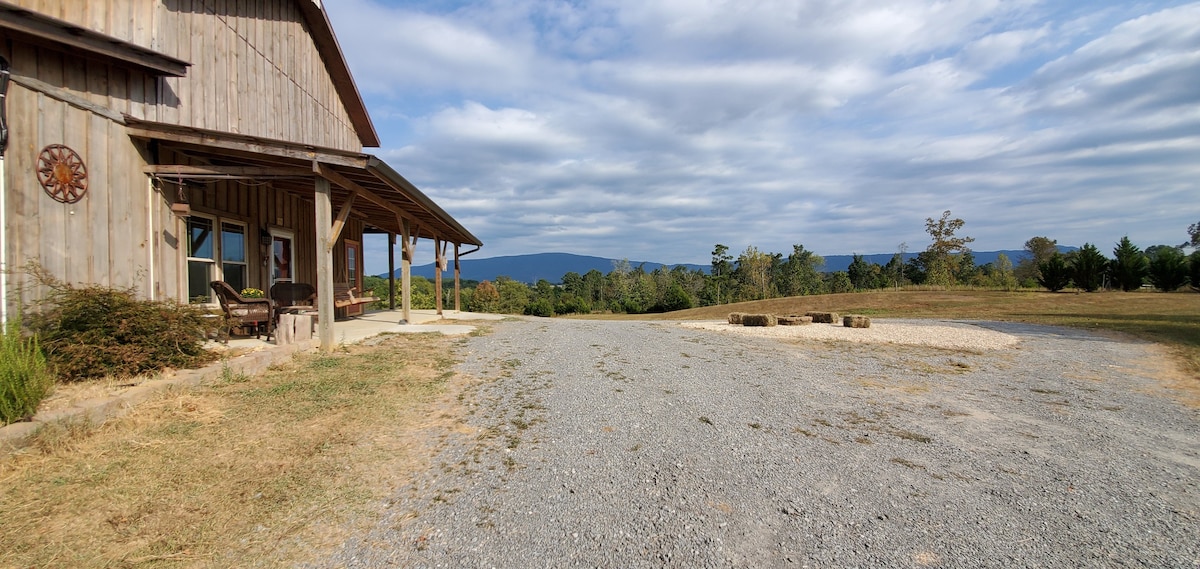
top-left (0, 2), bottom-right (189, 77)
top-left (294, 0), bottom-right (380, 148)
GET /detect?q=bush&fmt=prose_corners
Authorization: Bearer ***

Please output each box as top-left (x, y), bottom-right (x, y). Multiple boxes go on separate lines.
top-left (1037, 253), bottom-right (1073, 292)
top-left (526, 298), bottom-right (555, 317)
top-left (27, 277), bottom-right (219, 382)
top-left (1, 319), bottom-right (53, 425)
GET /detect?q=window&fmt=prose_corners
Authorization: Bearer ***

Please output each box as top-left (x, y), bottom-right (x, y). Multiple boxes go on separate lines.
top-left (187, 216), bottom-right (215, 302)
top-left (346, 241), bottom-right (360, 287)
top-left (221, 222), bottom-right (247, 293)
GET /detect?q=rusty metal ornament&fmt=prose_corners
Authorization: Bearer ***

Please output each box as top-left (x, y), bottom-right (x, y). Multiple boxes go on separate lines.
top-left (37, 144), bottom-right (88, 204)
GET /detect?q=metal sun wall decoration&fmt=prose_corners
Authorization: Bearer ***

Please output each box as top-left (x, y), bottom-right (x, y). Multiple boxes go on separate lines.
top-left (37, 144), bottom-right (89, 204)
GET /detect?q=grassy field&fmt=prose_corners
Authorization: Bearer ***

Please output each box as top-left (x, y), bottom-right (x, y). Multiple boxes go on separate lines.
top-left (0, 331), bottom-right (478, 568)
top-left (590, 289), bottom-right (1200, 380)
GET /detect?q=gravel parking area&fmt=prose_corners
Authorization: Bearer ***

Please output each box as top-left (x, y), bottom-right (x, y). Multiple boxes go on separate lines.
top-left (320, 318), bottom-right (1200, 568)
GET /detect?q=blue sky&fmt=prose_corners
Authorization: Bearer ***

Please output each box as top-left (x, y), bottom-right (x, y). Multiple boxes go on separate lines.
top-left (324, 1), bottom-right (1200, 274)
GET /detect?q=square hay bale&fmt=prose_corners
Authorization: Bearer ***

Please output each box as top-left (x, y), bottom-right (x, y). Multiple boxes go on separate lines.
top-left (728, 312), bottom-right (745, 325)
top-left (806, 311), bottom-right (839, 324)
top-left (843, 315), bottom-right (871, 328)
top-left (778, 315), bottom-right (813, 326)
top-left (742, 313), bottom-right (777, 327)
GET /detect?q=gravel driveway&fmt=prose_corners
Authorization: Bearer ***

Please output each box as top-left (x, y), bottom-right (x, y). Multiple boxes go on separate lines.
top-left (321, 318), bottom-right (1199, 568)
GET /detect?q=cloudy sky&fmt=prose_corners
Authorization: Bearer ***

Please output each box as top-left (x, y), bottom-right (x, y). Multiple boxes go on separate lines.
top-left (324, 0), bottom-right (1200, 273)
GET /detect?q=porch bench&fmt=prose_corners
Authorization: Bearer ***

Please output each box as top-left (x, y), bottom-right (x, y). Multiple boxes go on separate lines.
top-left (333, 283), bottom-right (380, 309)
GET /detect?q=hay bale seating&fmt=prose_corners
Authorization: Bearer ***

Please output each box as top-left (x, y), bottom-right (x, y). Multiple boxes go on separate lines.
top-left (843, 315), bottom-right (871, 328)
top-left (741, 313), bottom-right (777, 327)
top-left (728, 313), bottom-right (746, 325)
top-left (806, 311), bottom-right (839, 324)
top-left (778, 315), bottom-right (813, 326)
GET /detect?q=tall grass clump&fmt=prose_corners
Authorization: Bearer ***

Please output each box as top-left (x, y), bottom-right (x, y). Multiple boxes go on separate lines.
top-left (1, 318), bottom-right (53, 425)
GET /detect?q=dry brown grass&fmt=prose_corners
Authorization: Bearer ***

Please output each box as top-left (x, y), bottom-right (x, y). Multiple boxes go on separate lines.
top-left (0, 332), bottom-right (475, 568)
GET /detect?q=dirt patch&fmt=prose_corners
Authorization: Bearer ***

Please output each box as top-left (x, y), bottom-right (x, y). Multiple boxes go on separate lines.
top-left (680, 319), bottom-right (1020, 351)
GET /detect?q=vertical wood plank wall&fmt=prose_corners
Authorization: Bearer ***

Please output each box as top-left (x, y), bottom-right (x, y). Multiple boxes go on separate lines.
top-left (5, 0), bottom-right (362, 151)
top-left (2, 0), bottom-right (370, 313)
top-left (1, 41), bottom-right (170, 310)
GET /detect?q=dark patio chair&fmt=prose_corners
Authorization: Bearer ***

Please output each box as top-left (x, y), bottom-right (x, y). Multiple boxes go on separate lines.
top-left (211, 281), bottom-right (273, 340)
top-left (269, 282), bottom-right (317, 312)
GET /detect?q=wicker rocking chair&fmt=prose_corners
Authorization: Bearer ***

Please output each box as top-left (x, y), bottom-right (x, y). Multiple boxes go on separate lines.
top-left (211, 281), bottom-right (273, 340)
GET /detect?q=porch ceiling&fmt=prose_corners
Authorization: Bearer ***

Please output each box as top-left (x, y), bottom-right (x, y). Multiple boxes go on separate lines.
top-left (126, 117), bottom-right (482, 247)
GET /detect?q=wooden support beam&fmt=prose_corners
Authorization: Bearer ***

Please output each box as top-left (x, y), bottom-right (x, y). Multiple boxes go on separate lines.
top-left (454, 243), bottom-right (461, 312)
top-left (144, 165), bottom-right (312, 177)
top-left (388, 232), bottom-right (396, 311)
top-left (399, 218), bottom-right (414, 324)
top-left (312, 161), bottom-right (417, 225)
top-left (315, 177), bottom-right (335, 351)
top-left (329, 194), bottom-right (357, 247)
top-left (125, 126), bottom-right (370, 169)
top-left (434, 238), bottom-right (445, 316)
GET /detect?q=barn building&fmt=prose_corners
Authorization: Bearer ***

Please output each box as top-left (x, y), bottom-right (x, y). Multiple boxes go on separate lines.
top-left (0, 0), bottom-right (482, 350)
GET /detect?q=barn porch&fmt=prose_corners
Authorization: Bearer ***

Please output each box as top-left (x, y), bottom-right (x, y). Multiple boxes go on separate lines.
top-left (216, 308), bottom-right (506, 352)
top-left (125, 118), bottom-right (483, 352)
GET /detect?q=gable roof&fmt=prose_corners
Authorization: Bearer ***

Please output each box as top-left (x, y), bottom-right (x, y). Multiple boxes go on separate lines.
top-left (295, 1), bottom-right (380, 148)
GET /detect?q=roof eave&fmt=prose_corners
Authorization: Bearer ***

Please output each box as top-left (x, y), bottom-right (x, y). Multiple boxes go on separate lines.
top-left (0, 1), bottom-right (189, 77)
top-left (295, 0), bottom-right (380, 148)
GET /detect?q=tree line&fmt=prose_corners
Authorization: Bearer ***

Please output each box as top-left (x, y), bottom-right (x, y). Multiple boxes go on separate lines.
top-left (368, 215), bottom-right (1200, 316)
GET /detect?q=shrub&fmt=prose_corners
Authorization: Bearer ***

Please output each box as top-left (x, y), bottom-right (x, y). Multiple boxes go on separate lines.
top-left (26, 275), bottom-right (219, 382)
top-left (1, 319), bottom-right (53, 425)
top-left (1037, 253), bottom-right (1073, 292)
top-left (526, 298), bottom-right (555, 317)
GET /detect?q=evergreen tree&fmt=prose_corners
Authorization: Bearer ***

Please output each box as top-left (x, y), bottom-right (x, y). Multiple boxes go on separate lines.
top-left (1037, 253), bottom-right (1072, 292)
top-left (1071, 243), bottom-right (1108, 292)
top-left (1110, 236), bottom-right (1148, 291)
top-left (710, 244), bottom-right (734, 305)
top-left (1146, 246), bottom-right (1189, 292)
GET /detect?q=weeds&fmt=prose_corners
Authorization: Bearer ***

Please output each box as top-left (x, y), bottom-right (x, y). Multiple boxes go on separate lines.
top-left (1, 318), bottom-right (53, 424)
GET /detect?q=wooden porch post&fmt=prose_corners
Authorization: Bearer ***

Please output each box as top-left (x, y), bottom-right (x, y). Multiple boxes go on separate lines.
top-left (315, 177), bottom-right (335, 351)
top-left (400, 219), bottom-right (413, 323)
top-left (454, 243), bottom-right (461, 312)
top-left (387, 232), bottom-right (396, 310)
top-left (434, 238), bottom-right (444, 316)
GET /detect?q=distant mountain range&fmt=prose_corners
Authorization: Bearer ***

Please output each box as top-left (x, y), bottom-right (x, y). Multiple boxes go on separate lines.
top-left (383, 248), bottom-right (1077, 284)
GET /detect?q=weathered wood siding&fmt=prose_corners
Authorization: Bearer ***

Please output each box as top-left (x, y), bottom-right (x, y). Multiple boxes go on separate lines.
top-left (5, 0), bottom-right (363, 151)
top-left (1, 41), bottom-right (175, 310)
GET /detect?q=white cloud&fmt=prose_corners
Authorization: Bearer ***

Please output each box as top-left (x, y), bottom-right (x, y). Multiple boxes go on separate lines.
top-left (330, 0), bottom-right (1200, 272)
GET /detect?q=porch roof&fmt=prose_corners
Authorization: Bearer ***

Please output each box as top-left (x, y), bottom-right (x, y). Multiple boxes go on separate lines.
top-left (0, 1), bottom-right (190, 77)
top-left (126, 117), bottom-right (482, 247)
